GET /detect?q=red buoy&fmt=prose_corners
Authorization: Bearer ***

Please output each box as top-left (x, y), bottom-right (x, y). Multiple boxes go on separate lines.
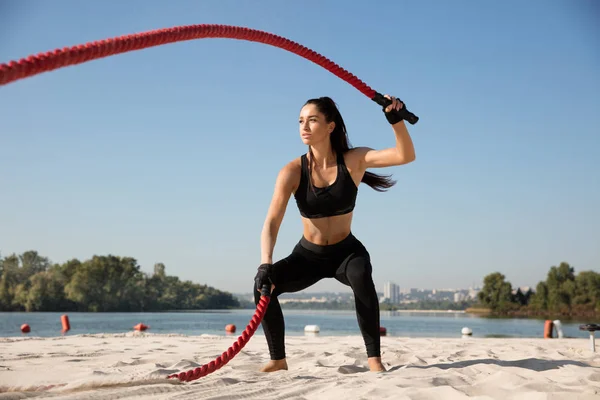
top-left (21, 324), bottom-right (30, 334)
top-left (379, 327), bottom-right (387, 336)
top-left (225, 324), bottom-right (236, 333)
top-left (61, 314), bottom-right (71, 334)
top-left (544, 320), bottom-right (554, 338)
top-left (134, 323), bottom-right (149, 331)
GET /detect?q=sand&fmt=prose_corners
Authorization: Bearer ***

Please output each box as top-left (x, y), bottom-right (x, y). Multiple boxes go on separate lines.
top-left (1, 332), bottom-right (599, 399)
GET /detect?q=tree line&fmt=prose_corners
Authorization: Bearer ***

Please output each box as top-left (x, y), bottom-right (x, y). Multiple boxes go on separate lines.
top-left (0, 250), bottom-right (240, 312)
top-left (477, 262), bottom-right (600, 317)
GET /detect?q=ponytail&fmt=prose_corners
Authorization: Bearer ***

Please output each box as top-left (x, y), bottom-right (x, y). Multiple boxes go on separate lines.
top-left (303, 97), bottom-right (396, 191)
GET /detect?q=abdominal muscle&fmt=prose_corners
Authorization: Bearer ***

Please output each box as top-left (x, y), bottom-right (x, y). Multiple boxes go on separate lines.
top-left (297, 151), bottom-right (363, 246)
top-left (301, 212), bottom-right (354, 245)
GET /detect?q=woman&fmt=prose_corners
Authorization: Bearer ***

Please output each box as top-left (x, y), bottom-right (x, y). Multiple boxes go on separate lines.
top-left (253, 94), bottom-right (416, 373)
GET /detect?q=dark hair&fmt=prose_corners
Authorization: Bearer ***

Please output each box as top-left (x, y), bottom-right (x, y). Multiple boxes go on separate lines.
top-left (303, 96), bottom-right (396, 192)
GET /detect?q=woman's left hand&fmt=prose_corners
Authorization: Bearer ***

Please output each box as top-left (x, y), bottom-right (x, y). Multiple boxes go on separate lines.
top-left (382, 94), bottom-right (407, 125)
top-left (383, 94), bottom-right (404, 113)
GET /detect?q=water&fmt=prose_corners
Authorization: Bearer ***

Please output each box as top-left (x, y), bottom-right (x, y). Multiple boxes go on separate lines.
top-left (0, 310), bottom-right (591, 339)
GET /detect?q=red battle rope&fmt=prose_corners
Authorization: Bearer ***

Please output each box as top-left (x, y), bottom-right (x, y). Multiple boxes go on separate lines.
top-left (0, 24), bottom-right (418, 124)
top-left (0, 24), bottom-right (418, 383)
top-left (168, 290), bottom-right (271, 382)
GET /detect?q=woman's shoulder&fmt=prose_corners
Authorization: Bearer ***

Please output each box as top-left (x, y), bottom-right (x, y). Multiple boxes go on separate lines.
top-left (276, 156), bottom-right (303, 187)
top-left (343, 147), bottom-right (371, 168)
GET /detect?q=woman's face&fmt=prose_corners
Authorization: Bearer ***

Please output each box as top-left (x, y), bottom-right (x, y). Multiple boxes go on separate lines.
top-left (298, 104), bottom-right (334, 146)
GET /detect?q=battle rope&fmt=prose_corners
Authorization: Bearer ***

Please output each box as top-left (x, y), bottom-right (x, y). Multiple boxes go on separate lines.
top-left (0, 24), bottom-right (418, 124)
top-left (167, 286), bottom-right (271, 382)
top-left (0, 24), bottom-right (418, 382)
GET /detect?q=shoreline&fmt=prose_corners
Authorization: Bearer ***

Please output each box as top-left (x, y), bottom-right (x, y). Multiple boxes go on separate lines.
top-left (0, 308), bottom-right (470, 313)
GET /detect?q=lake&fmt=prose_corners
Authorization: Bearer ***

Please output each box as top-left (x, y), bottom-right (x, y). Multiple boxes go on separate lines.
top-left (0, 309), bottom-right (592, 339)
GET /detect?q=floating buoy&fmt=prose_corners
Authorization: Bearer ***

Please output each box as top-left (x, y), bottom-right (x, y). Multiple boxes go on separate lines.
top-left (61, 314), bottom-right (71, 334)
top-left (304, 325), bottom-right (320, 333)
top-left (461, 327), bottom-right (473, 336)
top-left (553, 319), bottom-right (564, 339)
top-left (544, 320), bottom-right (554, 338)
top-left (379, 327), bottom-right (387, 336)
top-left (134, 323), bottom-right (149, 331)
top-left (225, 324), bottom-right (236, 333)
top-left (21, 324), bottom-right (30, 334)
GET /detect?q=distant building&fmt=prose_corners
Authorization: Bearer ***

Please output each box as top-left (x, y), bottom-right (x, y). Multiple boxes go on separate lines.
top-left (454, 292), bottom-right (466, 302)
top-left (278, 296), bottom-right (328, 304)
top-left (468, 287), bottom-right (480, 300)
top-left (383, 282), bottom-right (400, 304)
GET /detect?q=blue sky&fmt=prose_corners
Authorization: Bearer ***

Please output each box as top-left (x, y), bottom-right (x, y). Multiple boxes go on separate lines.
top-left (1, 0), bottom-right (598, 295)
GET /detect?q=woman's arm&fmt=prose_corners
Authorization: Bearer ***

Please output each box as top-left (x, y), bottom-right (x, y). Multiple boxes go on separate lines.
top-left (363, 119), bottom-right (416, 168)
top-left (260, 161), bottom-right (298, 264)
top-left (354, 95), bottom-right (416, 169)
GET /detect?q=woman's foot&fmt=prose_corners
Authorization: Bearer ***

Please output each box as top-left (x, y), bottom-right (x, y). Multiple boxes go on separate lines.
top-left (260, 358), bottom-right (288, 372)
top-left (368, 357), bottom-right (386, 372)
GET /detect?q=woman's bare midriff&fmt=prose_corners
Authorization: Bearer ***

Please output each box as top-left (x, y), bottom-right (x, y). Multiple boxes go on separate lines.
top-left (301, 212), bottom-right (354, 245)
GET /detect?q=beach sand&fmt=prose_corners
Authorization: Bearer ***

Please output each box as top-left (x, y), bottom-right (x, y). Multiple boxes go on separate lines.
top-left (1, 332), bottom-right (599, 399)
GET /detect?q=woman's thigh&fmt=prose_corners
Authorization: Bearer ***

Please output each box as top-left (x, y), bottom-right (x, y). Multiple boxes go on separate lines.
top-left (270, 245), bottom-right (327, 296)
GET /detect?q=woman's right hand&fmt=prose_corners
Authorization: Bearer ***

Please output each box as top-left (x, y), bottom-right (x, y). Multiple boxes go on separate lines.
top-left (255, 263), bottom-right (275, 295)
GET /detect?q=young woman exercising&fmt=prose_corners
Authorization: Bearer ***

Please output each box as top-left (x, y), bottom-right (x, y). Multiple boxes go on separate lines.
top-left (253, 94), bottom-right (416, 373)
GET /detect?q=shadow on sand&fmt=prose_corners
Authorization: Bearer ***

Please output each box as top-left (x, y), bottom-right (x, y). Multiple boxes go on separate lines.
top-left (387, 358), bottom-right (597, 373)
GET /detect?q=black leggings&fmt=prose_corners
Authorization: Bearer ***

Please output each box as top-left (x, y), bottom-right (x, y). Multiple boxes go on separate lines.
top-left (253, 232), bottom-right (381, 360)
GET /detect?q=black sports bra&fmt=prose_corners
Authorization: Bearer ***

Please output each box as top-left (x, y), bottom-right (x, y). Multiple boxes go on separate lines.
top-left (293, 152), bottom-right (358, 219)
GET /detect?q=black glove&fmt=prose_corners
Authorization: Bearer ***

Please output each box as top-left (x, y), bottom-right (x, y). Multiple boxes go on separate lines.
top-left (254, 263), bottom-right (274, 296)
top-left (382, 98), bottom-right (409, 125)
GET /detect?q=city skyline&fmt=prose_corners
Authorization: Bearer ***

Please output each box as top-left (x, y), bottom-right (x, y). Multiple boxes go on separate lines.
top-left (236, 281), bottom-right (485, 305)
top-left (240, 282), bottom-right (486, 298)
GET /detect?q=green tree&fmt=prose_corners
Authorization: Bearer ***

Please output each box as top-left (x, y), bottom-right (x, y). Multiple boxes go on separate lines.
top-left (0, 254), bottom-right (20, 310)
top-left (512, 287), bottom-right (532, 307)
top-left (19, 251), bottom-right (50, 279)
top-left (64, 255), bottom-right (143, 311)
top-left (573, 271), bottom-right (600, 310)
top-left (14, 268), bottom-right (68, 311)
top-left (546, 262), bottom-right (575, 312)
top-left (529, 281), bottom-right (549, 311)
top-left (1, 250), bottom-right (240, 312)
top-left (477, 272), bottom-right (515, 311)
